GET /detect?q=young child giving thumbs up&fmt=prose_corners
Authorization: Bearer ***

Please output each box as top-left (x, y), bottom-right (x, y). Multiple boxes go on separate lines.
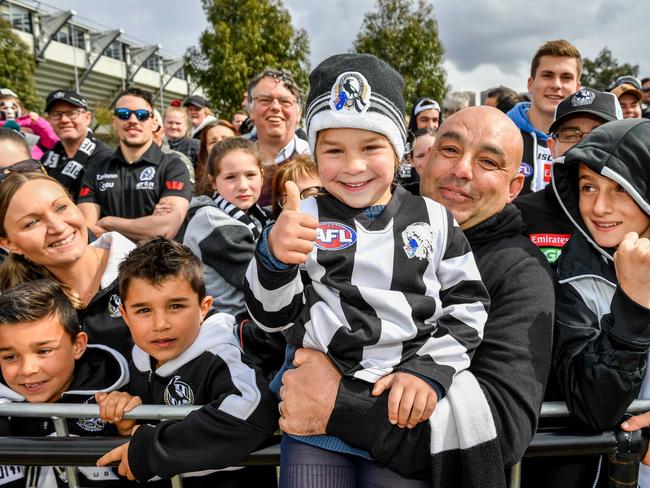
top-left (244, 53), bottom-right (489, 486)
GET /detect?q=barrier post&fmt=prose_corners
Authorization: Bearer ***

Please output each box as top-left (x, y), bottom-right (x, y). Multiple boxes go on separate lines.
top-left (52, 417), bottom-right (79, 488)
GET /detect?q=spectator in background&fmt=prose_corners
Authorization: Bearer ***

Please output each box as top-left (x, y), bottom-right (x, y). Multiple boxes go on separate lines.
top-left (484, 86), bottom-right (522, 114)
top-left (231, 110), bottom-right (248, 131)
top-left (270, 153), bottom-right (320, 219)
top-left (0, 88), bottom-right (58, 160)
top-left (246, 68), bottom-right (309, 206)
top-left (151, 109), bottom-right (165, 146)
top-left (610, 76), bottom-right (643, 119)
top-left (78, 87), bottom-right (191, 242)
top-left (443, 91), bottom-right (471, 118)
top-left (162, 106), bottom-right (200, 166)
top-left (195, 119), bottom-right (238, 193)
top-left (642, 77), bottom-right (650, 118)
top-left (41, 90), bottom-right (113, 201)
top-left (400, 127), bottom-right (436, 196)
top-left (183, 95), bottom-right (217, 139)
top-left (407, 97), bottom-right (441, 133)
top-left (508, 40), bottom-right (581, 195)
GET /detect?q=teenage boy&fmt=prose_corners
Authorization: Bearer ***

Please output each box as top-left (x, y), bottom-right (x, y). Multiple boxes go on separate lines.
top-left (97, 237), bottom-right (277, 487)
top-left (0, 279), bottom-right (130, 487)
top-left (507, 39), bottom-right (581, 195)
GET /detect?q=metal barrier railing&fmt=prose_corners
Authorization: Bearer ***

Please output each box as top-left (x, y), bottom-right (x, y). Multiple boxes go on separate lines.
top-left (1, 401), bottom-right (650, 487)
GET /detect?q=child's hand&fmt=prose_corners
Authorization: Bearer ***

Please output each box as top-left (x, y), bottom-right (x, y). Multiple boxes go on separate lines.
top-left (614, 232), bottom-right (650, 309)
top-left (372, 372), bottom-right (438, 429)
top-left (96, 391), bottom-right (142, 436)
top-left (96, 435), bottom-right (135, 480)
top-left (268, 181), bottom-right (318, 264)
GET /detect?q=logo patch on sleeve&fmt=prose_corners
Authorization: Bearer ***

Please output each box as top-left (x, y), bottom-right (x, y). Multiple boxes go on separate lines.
top-left (315, 222), bottom-right (357, 251)
top-left (165, 180), bottom-right (184, 190)
top-left (402, 222), bottom-right (435, 261)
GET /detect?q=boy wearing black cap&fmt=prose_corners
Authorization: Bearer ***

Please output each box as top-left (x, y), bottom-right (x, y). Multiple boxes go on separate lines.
top-left (42, 90), bottom-right (113, 200)
top-left (515, 88), bottom-right (622, 267)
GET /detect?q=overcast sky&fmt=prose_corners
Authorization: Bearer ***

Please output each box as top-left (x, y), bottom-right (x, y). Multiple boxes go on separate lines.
top-left (52, 0), bottom-right (648, 95)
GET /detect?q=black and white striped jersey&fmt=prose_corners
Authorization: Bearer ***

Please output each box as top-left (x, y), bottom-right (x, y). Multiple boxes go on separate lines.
top-left (244, 186), bottom-right (490, 391)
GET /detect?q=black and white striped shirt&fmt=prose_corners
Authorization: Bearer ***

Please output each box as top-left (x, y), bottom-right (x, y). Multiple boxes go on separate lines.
top-left (244, 186), bottom-right (490, 391)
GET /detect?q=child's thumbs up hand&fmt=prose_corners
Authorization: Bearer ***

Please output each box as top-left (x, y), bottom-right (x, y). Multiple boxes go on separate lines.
top-left (269, 181), bottom-right (319, 264)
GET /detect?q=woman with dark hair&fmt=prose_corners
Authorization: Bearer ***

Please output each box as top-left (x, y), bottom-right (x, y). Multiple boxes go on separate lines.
top-left (0, 171), bottom-right (135, 356)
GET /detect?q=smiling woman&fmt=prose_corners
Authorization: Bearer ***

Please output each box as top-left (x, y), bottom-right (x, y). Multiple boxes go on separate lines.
top-left (0, 173), bottom-right (136, 356)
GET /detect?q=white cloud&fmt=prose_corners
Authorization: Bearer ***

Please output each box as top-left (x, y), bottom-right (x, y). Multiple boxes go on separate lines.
top-left (51, 0), bottom-right (650, 93)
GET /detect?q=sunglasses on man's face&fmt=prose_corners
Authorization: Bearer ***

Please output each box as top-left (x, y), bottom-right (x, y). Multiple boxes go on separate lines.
top-left (0, 159), bottom-right (46, 182)
top-left (114, 108), bottom-right (153, 121)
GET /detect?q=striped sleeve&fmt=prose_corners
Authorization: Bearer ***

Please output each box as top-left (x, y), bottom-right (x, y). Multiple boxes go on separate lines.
top-left (243, 233), bottom-right (305, 334)
top-left (399, 209), bottom-right (490, 392)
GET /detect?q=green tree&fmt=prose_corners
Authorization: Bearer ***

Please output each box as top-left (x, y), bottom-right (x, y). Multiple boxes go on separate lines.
top-left (581, 47), bottom-right (639, 91)
top-left (0, 18), bottom-right (41, 111)
top-left (185, 0), bottom-right (310, 117)
top-left (353, 0), bottom-right (446, 110)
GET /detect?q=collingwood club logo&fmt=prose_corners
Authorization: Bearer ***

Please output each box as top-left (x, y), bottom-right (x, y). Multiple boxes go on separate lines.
top-left (163, 376), bottom-right (194, 406)
top-left (330, 71), bottom-right (371, 115)
top-left (571, 89), bottom-right (596, 106)
top-left (402, 222), bottom-right (435, 261)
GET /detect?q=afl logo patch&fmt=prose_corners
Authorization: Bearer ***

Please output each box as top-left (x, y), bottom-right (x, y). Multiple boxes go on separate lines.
top-left (330, 71), bottom-right (371, 115)
top-left (519, 162), bottom-right (533, 177)
top-left (107, 294), bottom-right (122, 318)
top-left (315, 222), bottom-right (356, 251)
top-left (163, 376), bottom-right (194, 406)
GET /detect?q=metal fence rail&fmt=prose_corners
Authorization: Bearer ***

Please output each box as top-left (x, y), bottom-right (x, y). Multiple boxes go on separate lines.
top-left (1, 400), bottom-right (649, 487)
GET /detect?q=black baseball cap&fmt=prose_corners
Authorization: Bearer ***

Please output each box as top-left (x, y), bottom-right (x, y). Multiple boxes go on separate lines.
top-left (549, 88), bottom-right (622, 134)
top-left (45, 90), bottom-right (89, 113)
top-left (183, 95), bottom-right (210, 109)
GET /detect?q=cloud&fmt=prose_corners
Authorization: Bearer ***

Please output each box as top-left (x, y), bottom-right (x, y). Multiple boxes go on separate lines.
top-left (50, 1), bottom-right (650, 94)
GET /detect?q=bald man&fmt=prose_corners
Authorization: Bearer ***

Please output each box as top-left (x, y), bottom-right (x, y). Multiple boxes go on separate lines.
top-left (276, 107), bottom-right (554, 484)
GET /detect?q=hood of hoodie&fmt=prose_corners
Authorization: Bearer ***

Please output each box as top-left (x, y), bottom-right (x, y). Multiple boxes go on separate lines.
top-left (552, 118), bottom-right (650, 261)
top-left (507, 102), bottom-right (549, 142)
top-left (132, 312), bottom-right (236, 377)
top-left (0, 344), bottom-right (129, 403)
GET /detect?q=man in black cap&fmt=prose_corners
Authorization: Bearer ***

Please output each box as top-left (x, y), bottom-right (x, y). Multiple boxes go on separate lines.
top-left (515, 88), bottom-right (622, 266)
top-left (42, 90), bottom-right (113, 200)
top-left (182, 95), bottom-right (216, 139)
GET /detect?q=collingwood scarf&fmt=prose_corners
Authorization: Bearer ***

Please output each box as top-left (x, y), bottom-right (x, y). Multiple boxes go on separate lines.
top-left (42, 132), bottom-right (99, 191)
top-left (212, 192), bottom-right (272, 239)
top-left (429, 370), bottom-right (505, 488)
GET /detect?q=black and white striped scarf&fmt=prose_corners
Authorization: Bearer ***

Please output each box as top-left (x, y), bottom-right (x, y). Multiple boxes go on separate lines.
top-left (212, 192), bottom-right (272, 239)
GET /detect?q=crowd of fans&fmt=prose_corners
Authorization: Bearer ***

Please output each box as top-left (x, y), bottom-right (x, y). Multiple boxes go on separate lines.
top-left (0, 37), bottom-right (648, 488)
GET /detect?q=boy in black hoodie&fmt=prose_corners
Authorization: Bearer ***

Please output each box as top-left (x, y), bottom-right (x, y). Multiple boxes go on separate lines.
top-left (96, 237), bottom-right (277, 487)
top-left (0, 279), bottom-right (129, 487)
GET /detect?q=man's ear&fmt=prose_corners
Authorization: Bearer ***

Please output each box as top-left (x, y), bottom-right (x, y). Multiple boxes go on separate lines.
top-left (527, 76), bottom-right (534, 93)
top-left (547, 137), bottom-right (558, 160)
top-left (508, 173), bottom-right (525, 203)
top-left (73, 331), bottom-right (88, 360)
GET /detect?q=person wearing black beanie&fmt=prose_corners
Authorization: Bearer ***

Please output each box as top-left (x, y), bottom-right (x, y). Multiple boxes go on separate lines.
top-left (244, 53), bottom-right (490, 487)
